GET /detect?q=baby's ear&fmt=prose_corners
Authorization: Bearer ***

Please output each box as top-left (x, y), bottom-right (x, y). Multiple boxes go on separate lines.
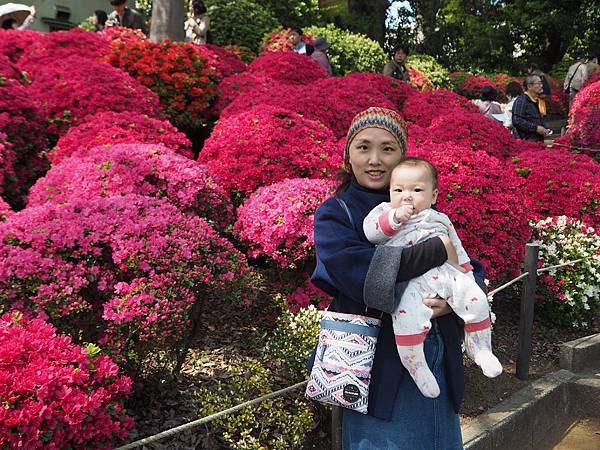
top-left (432, 189), bottom-right (439, 204)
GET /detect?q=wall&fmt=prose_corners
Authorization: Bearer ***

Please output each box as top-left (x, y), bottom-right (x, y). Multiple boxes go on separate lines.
top-left (26, 0), bottom-right (115, 31)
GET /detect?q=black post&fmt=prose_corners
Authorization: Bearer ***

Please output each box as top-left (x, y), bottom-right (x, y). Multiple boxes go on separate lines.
top-left (516, 243), bottom-right (539, 380)
top-left (331, 406), bottom-right (342, 450)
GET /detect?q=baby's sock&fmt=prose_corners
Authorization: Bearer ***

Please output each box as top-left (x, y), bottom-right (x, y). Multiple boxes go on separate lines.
top-left (465, 328), bottom-right (503, 378)
top-left (397, 344), bottom-right (440, 398)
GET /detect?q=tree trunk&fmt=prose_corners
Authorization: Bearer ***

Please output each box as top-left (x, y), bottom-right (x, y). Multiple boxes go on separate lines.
top-left (348, 0), bottom-right (389, 44)
top-left (150, 0), bottom-right (185, 43)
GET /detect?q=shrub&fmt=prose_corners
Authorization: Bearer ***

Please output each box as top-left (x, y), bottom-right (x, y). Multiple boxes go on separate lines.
top-left (199, 106), bottom-right (341, 197)
top-left (248, 51), bottom-right (326, 84)
top-left (549, 59), bottom-right (575, 81)
top-left (264, 304), bottom-right (321, 377)
top-left (261, 27), bottom-right (314, 53)
top-left (0, 194), bottom-right (253, 367)
top-left (406, 54), bottom-right (451, 88)
top-left (195, 358), bottom-right (314, 450)
top-left (197, 43), bottom-right (247, 79)
top-left (205, 0), bottom-right (279, 53)
top-left (532, 216), bottom-right (600, 329)
top-left (255, 0), bottom-right (321, 29)
top-left (0, 195), bottom-right (11, 221)
top-left (408, 67), bottom-right (433, 91)
top-left (235, 178), bottom-right (336, 267)
top-left (29, 143), bottom-right (233, 231)
top-left (410, 142), bottom-right (531, 282)
top-left (304, 24), bottom-right (387, 76)
top-left (99, 26), bottom-right (147, 45)
top-left (401, 88), bottom-right (478, 128)
top-left (0, 29), bottom-right (44, 63)
top-left (286, 277), bottom-right (332, 313)
top-left (568, 79), bottom-right (599, 128)
top-left (456, 74), bottom-right (497, 99)
top-left (0, 312), bottom-right (133, 449)
top-left (211, 72), bottom-right (271, 117)
top-left (343, 72), bottom-right (411, 111)
top-left (29, 56), bottom-right (160, 138)
top-left (0, 130), bottom-right (15, 197)
top-left (511, 148), bottom-right (600, 227)
top-left (50, 111), bottom-right (193, 164)
top-left (105, 40), bottom-right (218, 130)
top-left (554, 107), bottom-right (600, 155)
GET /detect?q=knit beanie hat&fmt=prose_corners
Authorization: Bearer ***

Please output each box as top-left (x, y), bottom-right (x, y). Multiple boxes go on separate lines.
top-left (343, 107), bottom-right (408, 170)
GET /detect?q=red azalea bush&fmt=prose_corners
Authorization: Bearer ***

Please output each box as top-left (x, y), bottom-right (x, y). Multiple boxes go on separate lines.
top-left (210, 72), bottom-right (271, 117)
top-left (0, 312), bottom-right (133, 449)
top-left (409, 142), bottom-right (531, 282)
top-left (581, 71), bottom-right (600, 90)
top-left (29, 56), bottom-right (160, 138)
top-left (196, 44), bottom-right (247, 79)
top-left (0, 52), bottom-right (23, 80)
top-left (420, 110), bottom-right (523, 159)
top-left (408, 68), bottom-right (433, 91)
top-left (29, 144), bottom-right (233, 231)
top-left (344, 72), bottom-right (411, 111)
top-left (235, 178), bottom-right (336, 268)
top-left (0, 29), bottom-right (45, 63)
top-left (247, 51), bottom-right (326, 85)
top-left (105, 40), bottom-right (218, 129)
top-left (99, 26), bottom-right (147, 44)
top-left (261, 28), bottom-right (314, 53)
top-left (199, 106), bottom-right (341, 196)
top-left (287, 277), bottom-right (332, 313)
top-left (0, 194), bottom-right (253, 366)
top-left (568, 79), bottom-right (599, 127)
top-left (18, 28), bottom-right (109, 78)
top-left (455, 74), bottom-right (497, 99)
top-left (511, 148), bottom-right (600, 227)
top-left (402, 88), bottom-right (478, 127)
top-left (51, 111), bottom-right (193, 164)
top-left (0, 130), bottom-right (15, 196)
top-left (553, 107), bottom-right (600, 154)
top-left (0, 195), bottom-right (11, 221)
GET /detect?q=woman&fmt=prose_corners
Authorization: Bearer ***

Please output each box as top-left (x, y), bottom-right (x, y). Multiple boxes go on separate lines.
top-left (93, 10), bottom-right (108, 32)
top-left (311, 107), bottom-right (486, 449)
top-left (184, 0), bottom-right (209, 45)
top-left (473, 85), bottom-right (503, 119)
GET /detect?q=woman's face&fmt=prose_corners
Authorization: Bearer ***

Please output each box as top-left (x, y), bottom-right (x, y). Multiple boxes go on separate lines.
top-left (348, 128), bottom-right (404, 191)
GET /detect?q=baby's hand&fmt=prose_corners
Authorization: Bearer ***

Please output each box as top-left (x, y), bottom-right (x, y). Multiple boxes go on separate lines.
top-left (449, 261), bottom-right (467, 273)
top-left (394, 205), bottom-right (413, 223)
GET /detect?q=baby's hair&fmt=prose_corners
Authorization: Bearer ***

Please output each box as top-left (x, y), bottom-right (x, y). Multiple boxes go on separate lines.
top-left (392, 156), bottom-right (438, 190)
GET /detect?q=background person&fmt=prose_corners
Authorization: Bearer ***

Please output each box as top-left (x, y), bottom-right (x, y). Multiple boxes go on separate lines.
top-left (564, 53), bottom-right (599, 107)
top-left (311, 107), bottom-right (485, 449)
top-left (512, 75), bottom-right (552, 141)
top-left (527, 63), bottom-right (551, 116)
top-left (184, 0), bottom-right (209, 45)
top-left (289, 27), bottom-right (314, 56)
top-left (472, 85), bottom-right (503, 119)
top-left (93, 10), bottom-right (108, 32)
top-left (1, 5), bottom-right (36, 30)
top-left (106, 0), bottom-right (146, 33)
top-left (310, 36), bottom-right (332, 76)
top-left (383, 44), bottom-right (411, 82)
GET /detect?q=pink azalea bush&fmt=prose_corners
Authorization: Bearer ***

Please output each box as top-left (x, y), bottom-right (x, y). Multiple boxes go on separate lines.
top-left (29, 56), bottom-right (160, 138)
top-left (29, 144), bottom-right (233, 231)
top-left (0, 194), bottom-right (253, 366)
top-left (0, 311), bottom-right (133, 449)
top-left (511, 148), bottom-right (600, 227)
top-left (50, 111), bottom-right (193, 164)
top-left (0, 195), bottom-right (11, 221)
top-left (402, 88), bottom-right (478, 128)
top-left (287, 277), bottom-right (332, 313)
top-left (235, 178), bottom-right (336, 267)
top-left (99, 26), bottom-right (147, 44)
top-left (344, 72), bottom-right (411, 111)
top-left (0, 29), bottom-right (46, 63)
top-left (408, 68), bottom-right (433, 91)
top-left (196, 43), bottom-right (247, 79)
top-left (210, 71), bottom-right (271, 117)
top-left (0, 130), bottom-right (15, 196)
top-left (199, 106), bottom-right (342, 196)
top-left (247, 51), bottom-right (326, 85)
top-left (410, 142), bottom-right (531, 282)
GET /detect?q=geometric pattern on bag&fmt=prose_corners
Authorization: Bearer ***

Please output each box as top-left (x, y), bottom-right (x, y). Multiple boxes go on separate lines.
top-left (305, 311), bottom-right (381, 414)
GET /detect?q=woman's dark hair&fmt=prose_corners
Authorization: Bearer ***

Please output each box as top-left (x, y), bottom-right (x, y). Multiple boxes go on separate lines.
top-left (290, 27), bottom-right (304, 36)
top-left (110, 0), bottom-right (127, 5)
top-left (480, 85), bottom-right (497, 101)
top-left (2, 18), bottom-right (17, 29)
top-left (335, 171), bottom-right (352, 194)
top-left (528, 62), bottom-right (539, 72)
top-left (505, 81), bottom-right (523, 98)
top-left (191, 0), bottom-right (207, 15)
top-left (94, 10), bottom-right (108, 25)
top-left (393, 44), bottom-right (410, 56)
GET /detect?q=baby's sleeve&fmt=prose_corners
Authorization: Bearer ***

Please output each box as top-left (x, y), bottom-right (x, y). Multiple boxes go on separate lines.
top-left (434, 211), bottom-right (471, 266)
top-left (363, 202), bottom-right (402, 245)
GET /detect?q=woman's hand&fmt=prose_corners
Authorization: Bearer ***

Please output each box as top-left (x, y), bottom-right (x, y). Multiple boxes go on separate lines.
top-left (439, 235), bottom-right (459, 264)
top-left (424, 297), bottom-right (452, 318)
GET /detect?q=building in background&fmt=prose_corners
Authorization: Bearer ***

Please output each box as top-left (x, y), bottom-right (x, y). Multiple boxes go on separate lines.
top-left (24, 0), bottom-right (109, 31)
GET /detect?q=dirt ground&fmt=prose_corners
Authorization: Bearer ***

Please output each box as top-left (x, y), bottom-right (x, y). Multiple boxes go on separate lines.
top-left (124, 287), bottom-right (599, 449)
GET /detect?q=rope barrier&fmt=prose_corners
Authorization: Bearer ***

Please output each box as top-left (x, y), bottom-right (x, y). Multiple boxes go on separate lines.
top-left (115, 257), bottom-right (586, 448)
top-left (115, 380), bottom-right (308, 449)
top-left (548, 142), bottom-right (600, 152)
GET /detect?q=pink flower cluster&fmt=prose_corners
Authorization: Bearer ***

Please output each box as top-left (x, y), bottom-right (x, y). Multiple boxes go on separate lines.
top-left (344, 72), bottom-right (411, 111)
top-left (408, 68), bottom-right (433, 91)
top-left (29, 143), bottom-right (233, 231)
top-left (0, 195), bottom-right (11, 221)
top-left (555, 80), bottom-right (600, 153)
top-left (199, 106), bottom-right (342, 196)
top-left (99, 26), bottom-right (147, 45)
top-left (0, 29), bottom-right (42, 63)
top-left (0, 130), bottom-right (15, 196)
top-left (197, 43), bottom-right (247, 79)
top-left (402, 88), bottom-right (478, 127)
top-left (0, 194), bottom-right (252, 366)
top-left (0, 312), bottom-right (133, 449)
top-left (410, 142), bottom-right (532, 282)
top-left (235, 178), bottom-right (336, 267)
top-left (511, 148), bottom-right (600, 227)
top-left (28, 55), bottom-right (160, 138)
top-left (248, 51), bottom-right (326, 84)
top-left (261, 28), bottom-right (314, 53)
top-left (286, 276), bottom-right (332, 313)
top-left (211, 71), bottom-right (271, 117)
top-left (51, 111), bottom-right (193, 164)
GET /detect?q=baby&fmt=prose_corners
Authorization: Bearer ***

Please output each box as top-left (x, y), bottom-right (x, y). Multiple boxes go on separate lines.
top-left (363, 156), bottom-right (502, 398)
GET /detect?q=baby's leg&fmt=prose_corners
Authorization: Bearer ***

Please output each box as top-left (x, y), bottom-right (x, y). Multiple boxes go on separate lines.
top-left (392, 280), bottom-right (440, 398)
top-left (427, 264), bottom-right (502, 378)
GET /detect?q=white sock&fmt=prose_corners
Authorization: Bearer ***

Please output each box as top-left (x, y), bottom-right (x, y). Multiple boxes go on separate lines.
top-left (397, 344), bottom-right (441, 398)
top-left (465, 328), bottom-right (503, 378)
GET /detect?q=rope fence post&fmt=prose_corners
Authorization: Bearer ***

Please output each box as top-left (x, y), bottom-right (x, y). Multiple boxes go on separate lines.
top-left (516, 243), bottom-right (539, 380)
top-left (331, 406), bottom-right (342, 450)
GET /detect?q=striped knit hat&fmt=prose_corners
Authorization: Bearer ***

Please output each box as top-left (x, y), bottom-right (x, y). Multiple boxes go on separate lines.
top-left (343, 107), bottom-right (408, 170)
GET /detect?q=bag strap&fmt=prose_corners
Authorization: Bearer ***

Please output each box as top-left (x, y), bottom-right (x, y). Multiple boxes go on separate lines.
top-left (566, 62), bottom-right (584, 92)
top-left (334, 196), bottom-right (355, 229)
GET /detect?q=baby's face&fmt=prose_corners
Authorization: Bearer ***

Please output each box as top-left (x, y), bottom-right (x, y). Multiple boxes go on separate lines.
top-left (390, 165), bottom-right (438, 213)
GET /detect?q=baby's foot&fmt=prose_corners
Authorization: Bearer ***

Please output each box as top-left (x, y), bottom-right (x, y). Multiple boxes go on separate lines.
top-left (413, 367), bottom-right (441, 398)
top-left (397, 345), bottom-right (441, 398)
top-left (474, 350), bottom-right (503, 378)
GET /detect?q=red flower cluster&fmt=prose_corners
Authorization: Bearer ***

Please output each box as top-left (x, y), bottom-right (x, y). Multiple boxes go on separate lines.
top-left (560, 79), bottom-right (600, 152)
top-left (0, 29), bottom-right (45, 63)
top-left (0, 128), bottom-right (15, 197)
top-left (196, 43), bottom-right (247, 79)
top-left (29, 56), bottom-right (160, 138)
top-left (199, 106), bottom-right (342, 196)
top-left (408, 68), bottom-right (433, 91)
top-left (287, 277), bottom-right (332, 313)
top-left (30, 143), bottom-right (233, 231)
top-left (261, 28), bottom-right (314, 53)
top-left (0, 194), bottom-right (253, 367)
top-left (410, 142), bottom-right (532, 282)
top-left (402, 88), bottom-right (478, 127)
top-left (105, 39), bottom-right (218, 129)
top-left (0, 194), bottom-right (11, 221)
top-left (0, 312), bottom-right (133, 449)
top-left (235, 178), bottom-right (336, 267)
top-left (344, 72), bottom-right (411, 111)
top-left (99, 26), bottom-right (147, 45)
top-left (511, 148), bottom-right (600, 227)
top-left (248, 51), bottom-right (326, 85)
top-left (454, 74), bottom-right (498, 99)
top-left (211, 72), bottom-right (271, 117)
top-left (51, 111), bottom-right (193, 164)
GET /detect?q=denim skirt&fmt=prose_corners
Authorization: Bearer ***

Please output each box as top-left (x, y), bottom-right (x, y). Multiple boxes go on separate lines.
top-left (342, 322), bottom-right (463, 450)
